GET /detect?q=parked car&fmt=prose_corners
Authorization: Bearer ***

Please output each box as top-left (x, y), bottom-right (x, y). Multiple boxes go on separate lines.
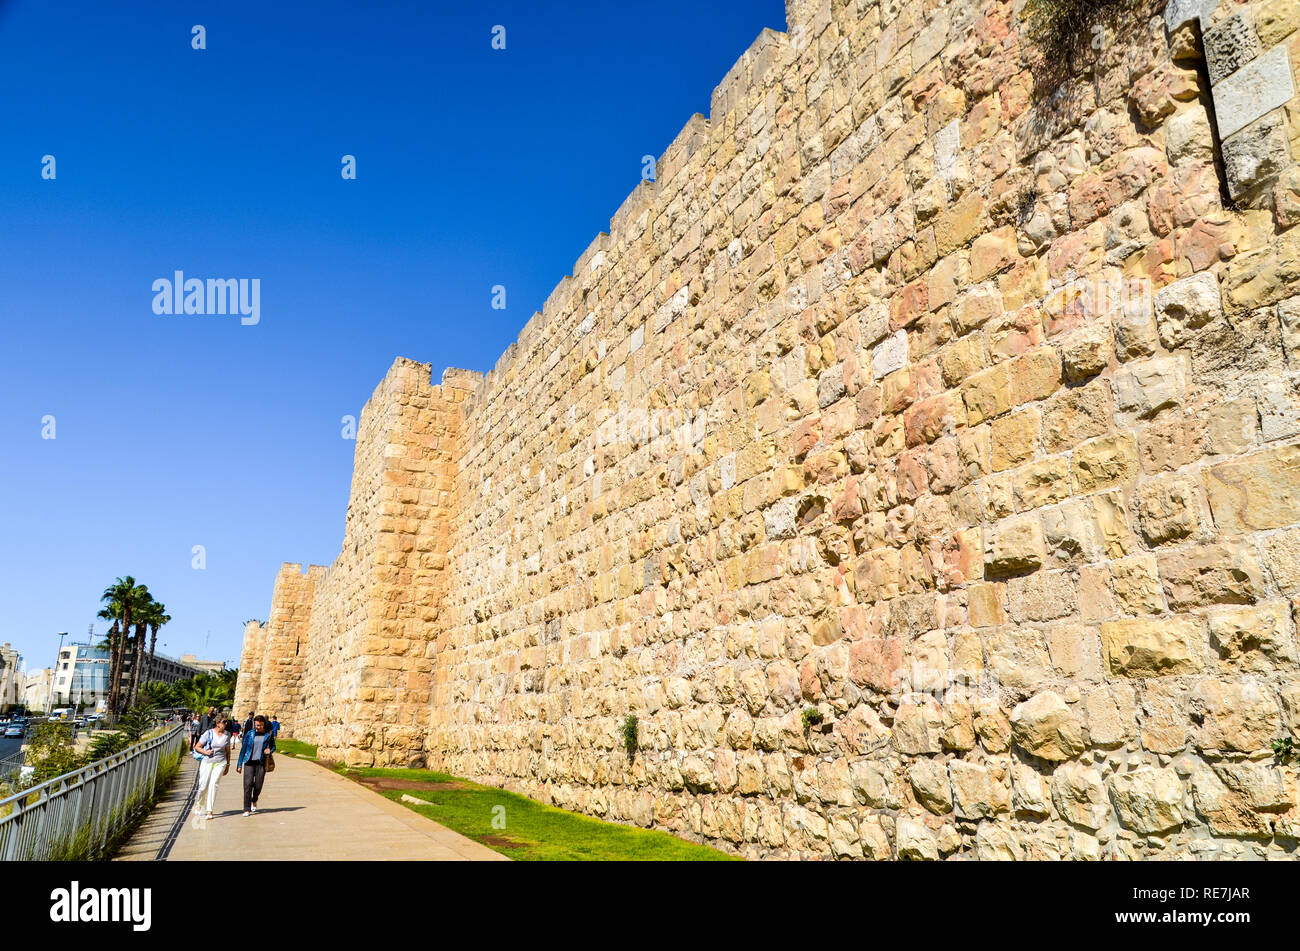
top-left (3, 724), bottom-right (23, 738)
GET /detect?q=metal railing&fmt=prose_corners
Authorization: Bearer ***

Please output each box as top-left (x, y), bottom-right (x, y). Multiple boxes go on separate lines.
top-left (0, 752), bottom-right (23, 784)
top-left (0, 724), bottom-right (187, 861)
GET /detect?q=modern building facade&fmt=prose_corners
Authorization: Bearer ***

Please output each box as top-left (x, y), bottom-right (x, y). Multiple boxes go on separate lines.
top-left (178, 653), bottom-right (226, 676)
top-left (50, 641), bottom-right (203, 708)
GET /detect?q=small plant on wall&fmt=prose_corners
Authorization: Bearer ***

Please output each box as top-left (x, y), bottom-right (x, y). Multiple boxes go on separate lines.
top-left (1021, 0), bottom-right (1145, 96)
top-left (1273, 736), bottom-right (1298, 764)
top-left (801, 706), bottom-right (824, 731)
top-left (621, 714), bottom-right (638, 760)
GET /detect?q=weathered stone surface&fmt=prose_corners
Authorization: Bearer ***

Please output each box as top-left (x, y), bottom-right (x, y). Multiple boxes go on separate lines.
top-left (1204, 11), bottom-right (1263, 85)
top-left (1213, 43), bottom-right (1296, 139)
top-left (1153, 272), bottom-right (1223, 347)
top-left (1100, 617), bottom-right (1204, 676)
top-left (1052, 762), bottom-right (1109, 831)
top-left (909, 760), bottom-right (953, 814)
top-left (1108, 766), bottom-right (1186, 834)
top-left (1204, 444), bottom-right (1300, 533)
top-left (1222, 110), bottom-right (1294, 199)
top-left (233, 0), bottom-right (1300, 860)
top-left (1157, 542), bottom-right (1265, 609)
top-left (1010, 691), bottom-right (1086, 761)
top-left (985, 516), bottom-right (1045, 577)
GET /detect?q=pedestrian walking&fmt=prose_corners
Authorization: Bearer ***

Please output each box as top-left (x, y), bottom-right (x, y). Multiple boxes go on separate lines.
top-left (236, 715), bottom-right (277, 816)
top-left (241, 709), bottom-right (255, 740)
top-left (193, 719), bottom-right (232, 819)
top-left (188, 714), bottom-right (201, 750)
top-left (270, 714), bottom-right (280, 740)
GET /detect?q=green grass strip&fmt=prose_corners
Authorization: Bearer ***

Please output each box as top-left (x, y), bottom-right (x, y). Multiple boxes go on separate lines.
top-left (339, 766), bottom-right (738, 862)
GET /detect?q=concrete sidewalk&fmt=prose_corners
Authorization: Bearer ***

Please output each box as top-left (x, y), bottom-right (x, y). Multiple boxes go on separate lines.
top-left (116, 750), bottom-right (506, 861)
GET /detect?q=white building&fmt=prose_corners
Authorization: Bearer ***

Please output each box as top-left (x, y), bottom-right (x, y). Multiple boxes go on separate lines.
top-left (22, 669), bottom-right (51, 713)
top-left (0, 643), bottom-right (21, 711)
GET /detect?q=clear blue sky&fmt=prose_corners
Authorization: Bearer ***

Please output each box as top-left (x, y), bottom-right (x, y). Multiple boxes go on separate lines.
top-left (0, 0), bottom-right (787, 674)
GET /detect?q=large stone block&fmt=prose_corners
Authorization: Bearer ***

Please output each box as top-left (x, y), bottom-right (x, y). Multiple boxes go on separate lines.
top-left (1204, 443), bottom-right (1300, 532)
top-left (1212, 44), bottom-right (1296, 139)
top-left (1100, 617), bottom-right (1204, 676)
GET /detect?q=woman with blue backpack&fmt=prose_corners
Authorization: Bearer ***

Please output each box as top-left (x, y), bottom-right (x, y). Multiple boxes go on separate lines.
top-left (192, 717), bottom-right (232, 819)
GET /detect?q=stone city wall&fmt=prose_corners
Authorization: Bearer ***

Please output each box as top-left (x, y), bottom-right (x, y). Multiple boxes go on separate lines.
top-left (240, 0), bottom-right (1300, 858)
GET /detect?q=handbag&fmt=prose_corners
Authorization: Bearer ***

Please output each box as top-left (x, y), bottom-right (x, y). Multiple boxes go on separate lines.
top-left (265, 753), bottom-right (275, 773)
top-left (192, 729), bottom-right (212, 762)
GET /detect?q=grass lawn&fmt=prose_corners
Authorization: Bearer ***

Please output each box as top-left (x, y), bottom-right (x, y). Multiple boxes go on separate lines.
top-left (337, 766), bottom-right (738, 861)
top-left (275, 738), bottom-right (317, 759)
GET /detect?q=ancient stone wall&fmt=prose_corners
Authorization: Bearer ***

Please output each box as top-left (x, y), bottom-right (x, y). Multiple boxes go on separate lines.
top-left (253, 563), bottom-right (321, 728)
top-left (252, 359), bottom-right (477, 761)
top-left (240, 0), bottom-right (1300, 858)
top-left (231, 620), bottom-right (265, 716)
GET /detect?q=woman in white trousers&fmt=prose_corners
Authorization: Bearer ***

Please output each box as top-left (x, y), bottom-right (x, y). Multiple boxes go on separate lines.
top-left (193, 718), bottom-right (232, 818)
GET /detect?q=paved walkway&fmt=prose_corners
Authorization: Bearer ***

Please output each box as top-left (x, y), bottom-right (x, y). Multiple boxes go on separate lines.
top-left (115, 750), bottom-right (505, 861)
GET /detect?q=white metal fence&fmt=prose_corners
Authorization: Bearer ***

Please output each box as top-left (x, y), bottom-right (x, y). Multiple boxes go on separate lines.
top-left (0, 724), bottom-right (187, 861)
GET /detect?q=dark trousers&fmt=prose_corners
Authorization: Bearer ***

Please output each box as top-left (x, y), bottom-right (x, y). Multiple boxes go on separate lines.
top-left (242, 760), bottom-right (267, 811)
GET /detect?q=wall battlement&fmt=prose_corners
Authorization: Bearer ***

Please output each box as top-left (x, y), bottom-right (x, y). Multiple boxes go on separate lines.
top-left (240, 0), bottom-right (1300, 859)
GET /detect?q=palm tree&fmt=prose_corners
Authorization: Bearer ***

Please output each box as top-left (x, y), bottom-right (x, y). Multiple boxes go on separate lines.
top-left (142, 600), bottom-right (170, 694)
top-left (98, 580), bottom-right (129, 715)
top-left (95, 600), bottom-right (122, 708)
top-left (99, 576), bottom-right (147, 715)
top-left (124, 584), bottom-right (153, 711)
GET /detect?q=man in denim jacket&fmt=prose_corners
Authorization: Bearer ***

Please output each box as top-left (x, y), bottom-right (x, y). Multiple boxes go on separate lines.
top-left (235, 714), bottom-right (277, 816)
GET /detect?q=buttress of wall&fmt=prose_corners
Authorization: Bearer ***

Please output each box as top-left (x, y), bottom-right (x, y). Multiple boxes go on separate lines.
top-left (255, 563), bottom-right (322, 729)
top-left (423, 0), bottom-right (1300, 860)
top-left (232, 620), bottom-right (265, 716)
top-left (293, 358), bottom-right (478, 766)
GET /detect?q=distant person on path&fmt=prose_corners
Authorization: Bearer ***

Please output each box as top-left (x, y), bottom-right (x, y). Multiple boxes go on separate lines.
top-left (193, 719), bottom-right (232, 820)
top-left (241, 710), bottom-right (255, 742)
top-left (236, 715), bottom-right (277, 816)
top-left (270, 715), bottom-right (280, 740)
top-left (188, 714), bottom-right (201, 750)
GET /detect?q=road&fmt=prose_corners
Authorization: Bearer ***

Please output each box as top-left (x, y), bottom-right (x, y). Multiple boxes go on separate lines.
top-left (0, 736), bottom-right (23, 762)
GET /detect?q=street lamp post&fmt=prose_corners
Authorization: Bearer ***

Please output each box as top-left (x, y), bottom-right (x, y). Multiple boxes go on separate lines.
top-left (46, 632), bottom-right (68, 716)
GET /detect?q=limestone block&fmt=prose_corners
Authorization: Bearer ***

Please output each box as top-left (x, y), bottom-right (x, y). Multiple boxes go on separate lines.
top-left (1153, 271), bottom-right (1223, 348)
top-left (1051, 761), bottom-right (1110, 831)
top-left (895, 818), bottom-right (939, 860)
top-left (1108, 766), bottom-right (1186, 834)
top-left (984, 515), bottom-right (1045, 577)
top-left (1072, 433), bottom-right (1139, 493)
top-left (1165, 105), bottom-right (1216, 165)
top-left (872, 330), bottom-right (910, 379)
top-left (909, 759), bottom-right (953, 813)
top-left (973, 824), bottom-right (1023, 860)
top-left (1158, 541), bottom-right (1265, 609)
top-left (1189, 678), bottom-right (1282, 753)
top-left (1212, 44), bottom-right (1296, 139)
top-left (1059, 322), bottom-right (1113, 382)
top-left (949, 759), bottom-right (1010, 819)
top-left (1262, 525), bottom-right (1300, 593)
top-left (1113, 355), bottom-right (1188, 420)
top-left (1100, 617), bottom-right (1204, 676)
top-left (1010, 691), bottom-right (1086, 761)
top-left (1204, 11), bottom-right (1263, 85)
top-left (1164, 0), bottom-right (1218, 32)
top-left (1204, 443), bottom-right (1300, 533)
top-left (1222, 110), bottom-right (1294, 200)
top-left (1135, 474), bottom-right (1206, 545)
top-left (1208, 601), bottom-right (1298, 667)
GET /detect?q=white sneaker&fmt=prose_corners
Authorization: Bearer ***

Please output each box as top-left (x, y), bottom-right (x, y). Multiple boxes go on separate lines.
top-left (250, 804), bottom-right (257, 814)
top-left (242, 811), bottom-right (250, 817)
top-left (205, 811), bottom-right (214, 819)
